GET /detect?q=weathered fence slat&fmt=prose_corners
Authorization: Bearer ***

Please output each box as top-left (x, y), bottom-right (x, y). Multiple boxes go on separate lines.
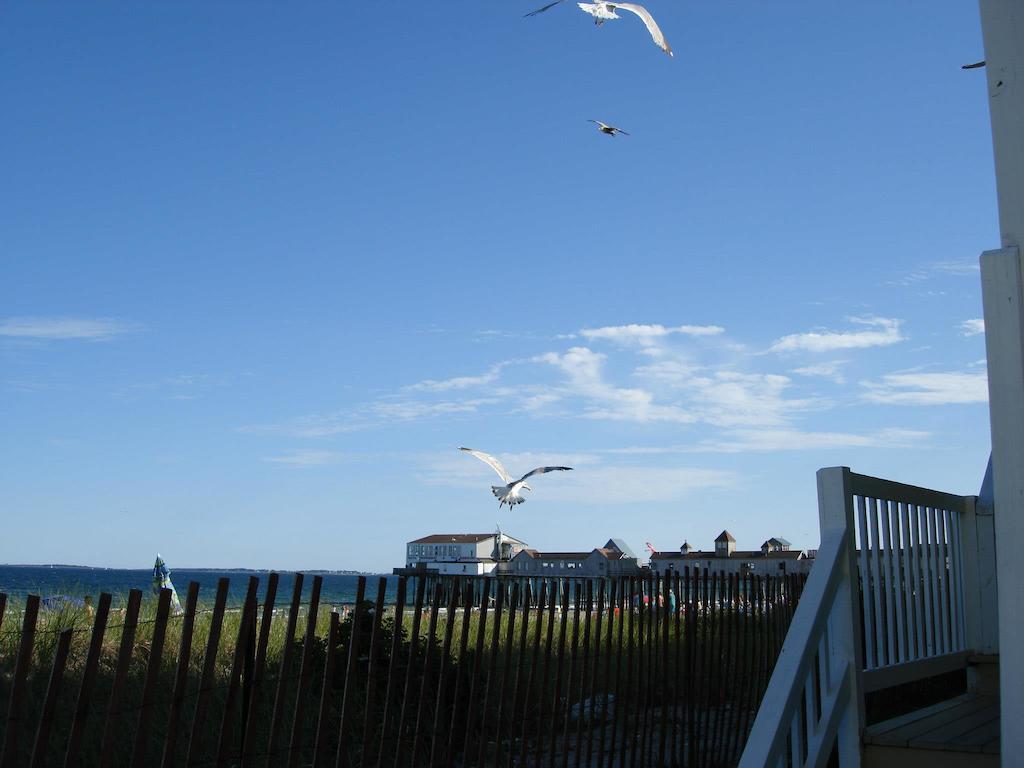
top-left (393, 576), bottom-right (427, 768)
top-left (161, 582), bottom-right (199, 768)
top-left (547, 583), bottom-right (570, 768)
top-left (475, 580), bottom-right (503, 767)
top-left (267, 572), bottom-right (305, 763)
top-left (187, 578), bottom-right (230, 767)
top-left (359, 577), bottom-right (389, 767)
top-left (217, 576), bottom-right (260, 767)
top-left (519, 580), bottom-right (547, 768)
top-left (99, 588), bottom-right (143, 768)
top-left (462, 578), bottom-right (491, 765)
top-left (376, 576), bottom-right (407, 768)
top-left (446, 581), bottom-right (475, 767)
top-left (335, 576), bottom-right (367, 768)
top-left (575, 580), bottom-right (594, 768)
top-left (29, 627), bottom-right (73, 768)
top-left (429, 580), bottom-right (460, 768)
top-left (66, 592), bottom-right (113, 768)
top-left (609, 578), bottom-right (630, 768)
top-left (287, 574), bottom-right (323, 768)
top-left (640, 573), bottom-right (652, 767)
top-left (559, 584), bottom-right (580, 768)
top-left (241, 571), bottom-right (279, 767)
top-left (534, 579), bottom-right (557, 768)
top-left (507, 582), bottom-right (532, 768)
top-left (493, 581), bottom-right (519, 768)
top-left (411, 582), bottom-right (444, 767)
top-left (734, 574), bottom-right (751, 768)
top-left (658, 572), bottom-right (670, 768)
top-left (312, 611), bottom-right (340, 768)
top-left (131, 587), bottom-right (173, 768)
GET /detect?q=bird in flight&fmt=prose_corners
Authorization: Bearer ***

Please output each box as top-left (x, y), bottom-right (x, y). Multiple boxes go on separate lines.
top-left (525, 1), bottom-right (673, 58)
top-left (459, 447), bottom-right (573, 509)
top-left (589, 119), bottom-right (629, 136)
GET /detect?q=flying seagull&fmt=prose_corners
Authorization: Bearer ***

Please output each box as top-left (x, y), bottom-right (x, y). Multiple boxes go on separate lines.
top-left (589, 119), bottom-right (629, 136)
top-left (524, 0), bottom-right (565, 16)
top-left (524, 0), bottom-right (672, 57)
top-left (459, 447), bottom-right (572, 509)
top-left (578, 2), bottom-right (673, 57)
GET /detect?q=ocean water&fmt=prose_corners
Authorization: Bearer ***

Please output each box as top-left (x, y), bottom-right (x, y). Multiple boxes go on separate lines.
top-left (0, 565), bottom-right (398, 609)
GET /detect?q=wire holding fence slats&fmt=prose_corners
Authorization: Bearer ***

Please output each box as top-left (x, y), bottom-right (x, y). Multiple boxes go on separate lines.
top-left (0, 568), bottom-right (805, 768)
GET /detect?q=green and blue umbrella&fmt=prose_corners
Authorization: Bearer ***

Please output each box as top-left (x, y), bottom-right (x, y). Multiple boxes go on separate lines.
top-left (152, 554), bottom-right (183, 614)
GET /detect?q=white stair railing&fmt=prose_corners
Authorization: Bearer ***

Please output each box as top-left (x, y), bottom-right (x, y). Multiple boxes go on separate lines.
top-left (739, 467), bottom-right (981, 767)
top-left (739, 468), bottom-right (864, 768)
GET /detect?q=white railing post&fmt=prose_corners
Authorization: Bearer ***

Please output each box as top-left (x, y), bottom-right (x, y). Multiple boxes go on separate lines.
top-left (816, 467), bottom-right (865, 766)
top-left (978, 0), bottom-right (1024, 758)
top-left (960, 495), bottom-right (999, 655)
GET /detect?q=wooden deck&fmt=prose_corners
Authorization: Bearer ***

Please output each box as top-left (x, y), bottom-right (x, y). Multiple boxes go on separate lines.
top-left (864, 693), bottom-right (999, 767)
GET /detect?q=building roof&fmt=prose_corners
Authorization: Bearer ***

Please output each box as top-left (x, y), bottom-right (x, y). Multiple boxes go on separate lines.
top-left (605, 538), bottom-right (637, 558)
top-left (650, 549), bottom-right (804, 561)
top-left (769, 537), bottom-right (792, 547)
top-left (716, 530), bottom-right (736, 543)
top-left (410, 533), bottom-right (496, 544)
top-left (531, 551), bottom-right (591, 560)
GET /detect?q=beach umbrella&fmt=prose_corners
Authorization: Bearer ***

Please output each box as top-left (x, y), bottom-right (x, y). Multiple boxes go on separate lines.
top-left (152, 554), bottom-right (183, 614)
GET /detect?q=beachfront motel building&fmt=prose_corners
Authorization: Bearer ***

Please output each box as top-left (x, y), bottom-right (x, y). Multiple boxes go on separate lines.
top-left (398, 532), bottom-right (530, 576)
top-left (649, 531), bottom-right (814, 578)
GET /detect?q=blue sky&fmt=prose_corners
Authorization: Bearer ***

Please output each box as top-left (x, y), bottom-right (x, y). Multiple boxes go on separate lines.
top-left (0, 2), bottom-right (996, 571)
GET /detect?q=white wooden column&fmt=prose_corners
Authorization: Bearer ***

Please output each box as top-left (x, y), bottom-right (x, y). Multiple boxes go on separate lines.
top-left (816, 467), bottom-right (864, 765)
top-left (977, 0), bottom-right (1024, 761)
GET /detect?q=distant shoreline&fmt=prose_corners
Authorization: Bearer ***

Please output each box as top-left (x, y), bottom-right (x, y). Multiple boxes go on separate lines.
top-left (0, 564), bottom-right (386, 576)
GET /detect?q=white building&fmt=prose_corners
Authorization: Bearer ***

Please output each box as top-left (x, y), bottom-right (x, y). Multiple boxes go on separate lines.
top-left (396, 531), bottom-right (529, 576)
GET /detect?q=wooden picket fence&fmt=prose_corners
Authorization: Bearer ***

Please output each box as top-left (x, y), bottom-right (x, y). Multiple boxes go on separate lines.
top-left (0, 569), bottom-right (805, 767)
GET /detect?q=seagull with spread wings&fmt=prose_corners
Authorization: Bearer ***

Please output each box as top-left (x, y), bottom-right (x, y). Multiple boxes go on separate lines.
top-left (459, 447), bottom-right (573, 509)
top-left (525, 1), bottom-right (673, 58)
top-left (589, 119), bottom-right (629, 136)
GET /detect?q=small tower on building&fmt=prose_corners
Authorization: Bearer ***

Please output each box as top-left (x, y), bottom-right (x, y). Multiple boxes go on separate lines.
top-left (715, 530), bottom-right (736, 557)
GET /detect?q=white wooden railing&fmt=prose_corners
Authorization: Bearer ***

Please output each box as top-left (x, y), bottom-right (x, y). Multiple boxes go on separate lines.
top-left (739, 466), bottom-right (990, 767)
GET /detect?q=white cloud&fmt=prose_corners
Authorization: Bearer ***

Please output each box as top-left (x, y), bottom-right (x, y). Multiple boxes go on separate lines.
top-left (540, 466), bottom-right (735, 504)
top-left (633, 359), bottom-right (699, 384)
top-left (792, 361), bottom-right (847, 384)
top-left (408, 363), bottom-right (505, 392)
top-left (960, 319), bottom-right (984, 337)
top-left (687, 371), bottom-right (815, 427)
top-left (241, 398), bottom-right (496, 437)
top-left (697, 427), bottom-right (929, 453)
top-left (371, 398), bottom-right (495, 421)
top-left (0, 316), bottom-right (138, 341)
top-left (538, 347), bottom-right (695, 424)
top-left (932, 259), bottom-right (979, 276)
top-left (770, 317), bottom-right (904, 353)
top-left (887, 258), bottom-right (979, 286)
top-left (580, 323), bottom-right (725, 346)
top-left (263, 450), bottom-right (349, 467)
top-left (861, 372), bottom-right (989, 405)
